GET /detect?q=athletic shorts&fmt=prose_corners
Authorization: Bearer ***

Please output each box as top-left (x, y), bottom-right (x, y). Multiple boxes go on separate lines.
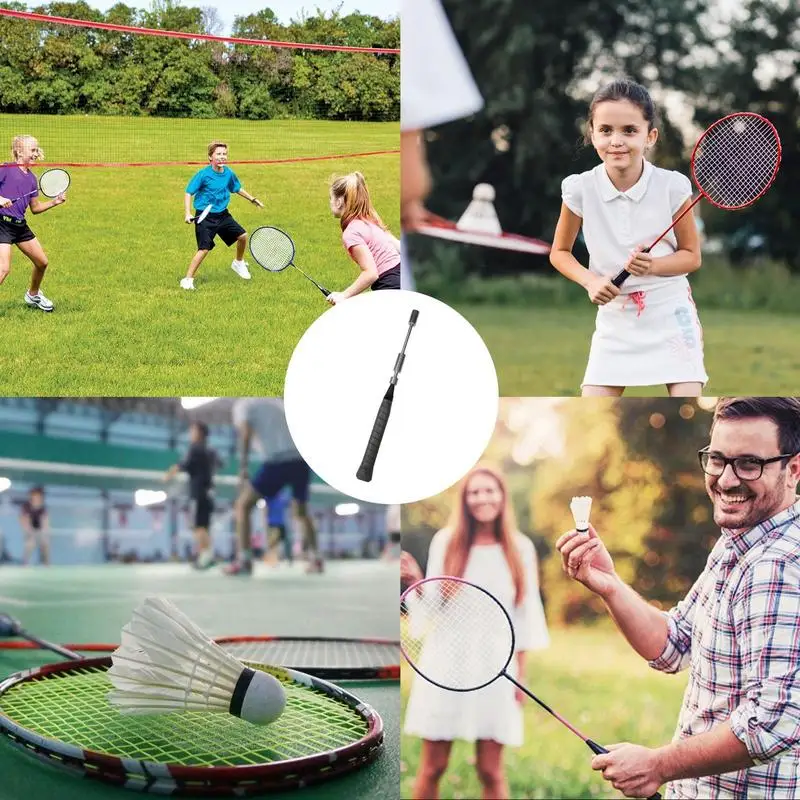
top-left (373, 264), bottom-right (401, 290)
top-left (0, 215), bottom-right (35, 245)
top-left (251, 458), bottom-right (311, 504)
top-left (195, 210), bottom-right (246, 252)
top-left (191, 491), bottom-right (214, 529)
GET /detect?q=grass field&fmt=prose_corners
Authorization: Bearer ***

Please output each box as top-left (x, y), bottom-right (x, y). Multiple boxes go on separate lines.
top-left (400, 624), bottom-right (688, 799)
top-left (0, 115), bottom-right (399, 395)
top-left (455, 305), bottom-right (800, 396)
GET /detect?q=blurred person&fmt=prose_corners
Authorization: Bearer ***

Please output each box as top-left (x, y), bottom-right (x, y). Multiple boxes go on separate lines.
top-left (265, 487), bottom-right (293, 566)
top-left (401, 0), bottom-right (483, 289)
top-left (383, 503), bottom-right (401, 560)
top-left (550, 79), bottom-right (705, 397)
top-left (20, 486), bottom-right (49, 565)
top-left (557, 397), bottom-right (800, 799)
top-left (227, 398), bottom-right (321, 576)
top-left (165, 421), bottom-right (221, 570)
top-left (401, 464), bottom-right (550, 800)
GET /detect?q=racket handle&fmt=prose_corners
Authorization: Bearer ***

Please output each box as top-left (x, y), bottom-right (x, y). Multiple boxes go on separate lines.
top-left (317, 283), bottom-right (331, 297)
top-left (356, 386), bottom-right (394, 482)
top-left (586, 739), bottom-right (661, 800)
top-left (611, 246), bottom-right (652, 289)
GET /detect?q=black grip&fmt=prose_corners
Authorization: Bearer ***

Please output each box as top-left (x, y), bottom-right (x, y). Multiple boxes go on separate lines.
top-left (356, 388), bottom-right (394, 482)
top-left (611, 246), bottom-right (652, 288)
top-left (586, 739), bottom-right (660, 800)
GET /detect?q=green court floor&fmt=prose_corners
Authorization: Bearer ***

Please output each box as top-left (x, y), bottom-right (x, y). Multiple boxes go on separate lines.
top-left (0, 561), bottom-right (400, 800)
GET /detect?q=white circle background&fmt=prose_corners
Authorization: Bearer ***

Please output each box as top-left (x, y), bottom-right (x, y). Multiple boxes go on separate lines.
top-left (284, 291), bottom-right (499, 504)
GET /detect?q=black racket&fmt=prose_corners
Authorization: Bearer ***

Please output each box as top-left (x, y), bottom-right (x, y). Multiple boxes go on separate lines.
top-left (401, 576), bottom-right (662, 800)
top-left (7, 167), bottom-right (70, 203)
top-left (249, 226), bottom-right (330, 297)
top-left (612, 112), bottom-right (781, 288)
top-left (356, 309), bottom-right (419, 482)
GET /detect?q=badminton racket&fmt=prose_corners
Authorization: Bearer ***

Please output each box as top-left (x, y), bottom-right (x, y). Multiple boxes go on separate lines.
top-left (6, 167), bottom-right (70, 203)
top-left (412, 212), bottom-right (551, 255)
top-left (0, 623), bottom-right (400, 680)
top-left (0, 654), bottom-right (383, 795)
top-left (400, 576), bottom-right (662, 800)
top-left (356, 308), bottom-right (419, 483)
top-left (189, 203), bottom-right (212, 224)
top-left (249, 226), bottom-right (330, 297)
top-left (612, 112), bottom-right (781, 287)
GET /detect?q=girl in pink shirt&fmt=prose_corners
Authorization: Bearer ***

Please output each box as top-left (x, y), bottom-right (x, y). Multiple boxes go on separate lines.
top-left (327, 172), bottom-right (401, 304)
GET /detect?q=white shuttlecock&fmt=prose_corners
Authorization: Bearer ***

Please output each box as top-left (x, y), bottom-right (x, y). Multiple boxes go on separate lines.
top-left (107, 597), bottom-right (286, 725)
top-left (570, 496), bottom-right (593, 533)
top-left (456, 183), bottom-right (502, 235)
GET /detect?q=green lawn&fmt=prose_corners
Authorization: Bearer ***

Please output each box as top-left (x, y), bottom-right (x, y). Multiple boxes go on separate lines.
top-left (455, 305), bottom-right (800, 396)
top-left (0, 116), bottom-right (399, 395)
top-left (401, 624), bottom-right (688, 799)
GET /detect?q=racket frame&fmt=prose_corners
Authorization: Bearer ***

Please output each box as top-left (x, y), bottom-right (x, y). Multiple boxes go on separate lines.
top-left (612, 112), bottom-right (781, 288)
top-left (0, 656), bottom-right (384, 794)
top-left (249, 226), bottom-right (331, 297)
top-left (412, 213), bottom-right (551, 255)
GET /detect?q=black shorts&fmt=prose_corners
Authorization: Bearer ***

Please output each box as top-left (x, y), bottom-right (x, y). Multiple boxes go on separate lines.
top-left (372, 264), bottom-right (401, 290)
top-left (191, 491), bottom-right (215, 529)
top-left (195, 210), bottom-right (246, 252)
top-left (0, 215), bottom-right (35, 246)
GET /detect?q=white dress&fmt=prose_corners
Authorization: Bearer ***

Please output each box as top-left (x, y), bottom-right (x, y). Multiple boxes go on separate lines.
top-left (403, 530), bottom-right (550, 746)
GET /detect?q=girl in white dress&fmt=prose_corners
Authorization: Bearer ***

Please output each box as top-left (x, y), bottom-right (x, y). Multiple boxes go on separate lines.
top-left (549, 79), bottom-right (707, 397)
top-left (401, 465), bottom-right (550, 799)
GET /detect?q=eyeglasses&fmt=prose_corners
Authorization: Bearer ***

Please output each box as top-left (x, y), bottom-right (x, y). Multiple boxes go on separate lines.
top-left (698, 448), bottom-right (796, 481)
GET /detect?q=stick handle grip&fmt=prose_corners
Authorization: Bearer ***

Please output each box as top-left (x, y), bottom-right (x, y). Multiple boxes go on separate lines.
top-left (586, 739), bottom-right (661, 800)
top-left (356, 388), bottom-right (394, 482)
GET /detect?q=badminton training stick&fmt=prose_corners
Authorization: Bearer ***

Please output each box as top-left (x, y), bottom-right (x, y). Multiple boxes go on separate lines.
top-left (401, 576), bottom-right (661, 800)
top-left (612, 112), bottom-right (781, 287)
top-left (356, 309), bottom-right (419, 482)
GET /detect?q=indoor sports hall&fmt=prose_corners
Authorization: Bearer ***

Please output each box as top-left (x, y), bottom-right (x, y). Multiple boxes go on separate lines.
top-left (0, 397), bottom-right (399, 799)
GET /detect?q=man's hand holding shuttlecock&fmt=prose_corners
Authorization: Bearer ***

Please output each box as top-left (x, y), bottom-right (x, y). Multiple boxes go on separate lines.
top-left (556, 496), bottom-right (618, 599)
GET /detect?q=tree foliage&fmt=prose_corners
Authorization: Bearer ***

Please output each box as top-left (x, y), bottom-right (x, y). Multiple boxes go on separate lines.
top-left (412, 0), bottom-right (797, 280)
top-left (0, 2), bottom-right (399, 120)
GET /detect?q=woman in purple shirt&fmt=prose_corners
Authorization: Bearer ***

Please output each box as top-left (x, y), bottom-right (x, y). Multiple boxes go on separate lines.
top-left (327, 171), bottom-right (401, 304)
top-left (0, 135), bottom-right (66, 312)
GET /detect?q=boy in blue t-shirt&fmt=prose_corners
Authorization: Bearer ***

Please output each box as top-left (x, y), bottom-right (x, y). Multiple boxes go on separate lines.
top-left (180, 141), bottom-right (263, 290)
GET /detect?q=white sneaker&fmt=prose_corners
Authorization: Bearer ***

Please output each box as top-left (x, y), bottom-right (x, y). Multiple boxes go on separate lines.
top-left (180, 277), bottom-right (195, 290)
top-left (24, 291), bottom-right (54, 312)
top-left (231, 260), bottom-right (251, 280)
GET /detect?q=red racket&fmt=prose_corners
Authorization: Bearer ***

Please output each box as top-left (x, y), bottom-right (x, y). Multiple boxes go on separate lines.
top-left (412, 212), bottom-right (552, 255)
top-left (612, 112), bottom-right (781, 287)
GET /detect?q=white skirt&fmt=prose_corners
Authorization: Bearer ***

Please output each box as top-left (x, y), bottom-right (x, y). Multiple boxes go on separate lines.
top-left (583, 277), bottom-right (708, 388)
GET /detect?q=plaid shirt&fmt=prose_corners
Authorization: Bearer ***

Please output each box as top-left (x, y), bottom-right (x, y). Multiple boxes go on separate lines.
top-left (650, 499), bottom-right (800, 799)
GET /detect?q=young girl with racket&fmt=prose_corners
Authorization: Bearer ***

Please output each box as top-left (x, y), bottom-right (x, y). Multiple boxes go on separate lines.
top-left (0, 135), bottom-right (66, 312)
top-left (181, 141), bottom-right (263, 290)
top-left (401, 465), bottom-right (549, 800)
top-left (550, 79), bottom-right (705, 397)
top-left (326, 172), bottom-right (401, 304)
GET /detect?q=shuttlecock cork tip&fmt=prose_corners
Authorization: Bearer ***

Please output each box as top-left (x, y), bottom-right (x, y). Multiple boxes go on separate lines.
top-left (473, 183), bottom-right (496, 202)
top-left (230, 667), bottom-right (287, 725)
top-left (570, 496), bottom-right (593, 532)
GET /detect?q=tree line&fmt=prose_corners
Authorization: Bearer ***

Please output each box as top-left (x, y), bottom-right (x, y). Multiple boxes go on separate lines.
top-left (0, 1), bottom-right (399, 121)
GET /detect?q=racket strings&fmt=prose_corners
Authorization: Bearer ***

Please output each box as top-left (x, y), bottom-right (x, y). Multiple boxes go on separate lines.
top-left (38, 168), bottom-right (69, 197)
top-left (693, 115), bottom-right (780, 208)
top-left (249, 228), bottom-right (294, 272)
top-left (1, 664), bottom-right (368, 764)
top-left (227, 640), bottom-right (398, 668)
top-left (402, 578), bottom-right (514, 690)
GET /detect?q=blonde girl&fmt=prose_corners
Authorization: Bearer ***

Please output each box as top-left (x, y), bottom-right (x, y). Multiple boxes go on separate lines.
top-left (327, 172), bottom-right (401, 303)
top-left (550, 79), bottom-right (706, 397)
top-left (0, 135), bottom-right (65, 312)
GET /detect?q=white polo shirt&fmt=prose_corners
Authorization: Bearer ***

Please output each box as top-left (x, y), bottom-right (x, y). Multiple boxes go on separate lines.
top-left (401, 0), bottom-right (483, 131)
top-left (562, 160), bottom-right (693, 292)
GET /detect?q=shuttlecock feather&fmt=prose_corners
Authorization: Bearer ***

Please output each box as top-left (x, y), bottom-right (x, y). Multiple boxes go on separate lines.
top-left (456, 183), bottom-right (502, 235)
top-left (570, 496), bottom-right (593, 533)
top-left (107, 597), bottom-right (286, 725)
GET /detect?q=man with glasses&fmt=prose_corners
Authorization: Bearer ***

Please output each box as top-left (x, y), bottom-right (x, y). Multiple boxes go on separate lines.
top-left (556, 397), bottom-right (800, 798)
